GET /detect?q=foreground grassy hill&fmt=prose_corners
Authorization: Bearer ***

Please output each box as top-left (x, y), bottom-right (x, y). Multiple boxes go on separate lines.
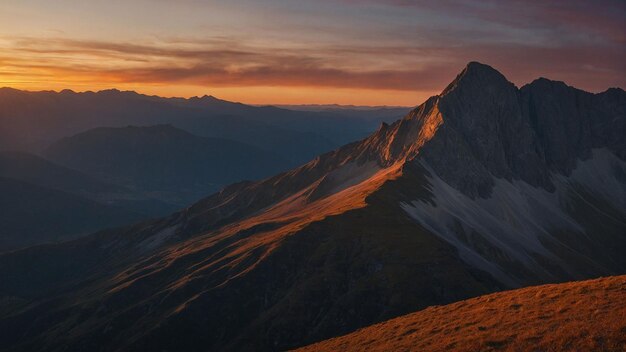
top-left (296, 276), bottom-right (626, 352)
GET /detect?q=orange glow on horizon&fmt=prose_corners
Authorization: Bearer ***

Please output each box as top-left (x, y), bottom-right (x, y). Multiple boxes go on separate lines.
top-left (0, 1), bottom-right (623, 106)
top-left (0, 78), bottom-right (429, 106)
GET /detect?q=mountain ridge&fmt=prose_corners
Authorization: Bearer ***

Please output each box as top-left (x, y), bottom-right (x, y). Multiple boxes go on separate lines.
top-left (0, 86), bottom-right (405, 165)
top-left (0, 61), bottom-right (624, 352)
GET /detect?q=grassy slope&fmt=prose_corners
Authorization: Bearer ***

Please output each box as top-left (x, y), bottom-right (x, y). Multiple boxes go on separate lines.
top-left (296, 275), bottom-right (626, 352)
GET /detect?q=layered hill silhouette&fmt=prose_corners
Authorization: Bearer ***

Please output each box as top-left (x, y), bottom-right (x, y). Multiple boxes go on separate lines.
top-left (0, 151), bottom-right (126, 198)
top-left (44, 124), bottom-right (291, 206)
top-left (0, 151), bottom-right (175, 214)
top-left (0, 151), bottom-right (173, 251)
top-left (0, 87), bottom-right (406, 165)
top-left (0, 62), bottom-right (624, 351)
top-left (0, 125), bottom-right (299, 251)
top-left (296, 275), bottom-right (626, 352)
top-left (0, 177), bottom-right (142, 252)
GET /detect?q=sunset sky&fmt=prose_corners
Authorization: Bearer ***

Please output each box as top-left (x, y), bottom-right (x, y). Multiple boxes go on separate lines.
top-left (1, 0), bottom-right (624, 105)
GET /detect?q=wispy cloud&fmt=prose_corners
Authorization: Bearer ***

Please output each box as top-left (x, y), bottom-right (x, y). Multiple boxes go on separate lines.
top-left (0, 36), bottom-right (451, 90)
top-left (2, 35), bottom-right (623, 93)
top-left (339, 0), bottom-right (626, 44)
top-left (0, 0), bottom-right (624, 104)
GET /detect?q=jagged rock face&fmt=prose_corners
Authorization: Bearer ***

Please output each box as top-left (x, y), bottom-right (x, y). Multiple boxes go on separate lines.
top-left (418, 63), bottom-right (548, 197)
top-left (522, 79), bottom-right (626, 171)
top-left (388, 62), bottom-right (625, 198)
top-left (391, 63), bottom-right (626, 286)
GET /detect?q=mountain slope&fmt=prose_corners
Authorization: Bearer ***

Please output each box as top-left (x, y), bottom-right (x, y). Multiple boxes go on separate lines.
top-left (43, 124), bottom-right (291, 205)
top-left (0, 177), bottom-right (142, 252)
top-left (0, 62), bottom-right (624, 352)
top-left (296, 275), bottom-right (626, 352)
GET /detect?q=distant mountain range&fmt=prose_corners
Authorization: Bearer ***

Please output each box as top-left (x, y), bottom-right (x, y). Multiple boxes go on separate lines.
top-left (0, 92), bottom-right (406, 250)
top-left (0, 87), bottom-right (407, 165)
top-left (0, 124), bottom-right (293, 251)
top-left (272, 104), bottom-right (410, 112)
top-left (43, 124), bottom-right (291, 205)
top-left (0, 151), bottom-right (168, 251)
top-left (0, 62), bottom-right (624, 351)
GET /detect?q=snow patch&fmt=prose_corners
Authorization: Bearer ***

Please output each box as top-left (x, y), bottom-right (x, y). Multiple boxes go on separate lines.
top-left (401, 150), bottom-right (625, 286)
top-left (562, 149), bottom-right (626, 211)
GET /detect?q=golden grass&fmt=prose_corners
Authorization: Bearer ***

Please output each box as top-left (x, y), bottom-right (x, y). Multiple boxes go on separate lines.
top-left (295, 275), bottom-right (626, 352)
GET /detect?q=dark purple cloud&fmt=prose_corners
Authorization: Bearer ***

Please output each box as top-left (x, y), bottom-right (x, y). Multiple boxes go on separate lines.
top-left (3, 36), bottom-right (623, 92)
top-left (341, 0), bottom-right (625, 44)
top-left (2, 0), bottom-right (624, 103)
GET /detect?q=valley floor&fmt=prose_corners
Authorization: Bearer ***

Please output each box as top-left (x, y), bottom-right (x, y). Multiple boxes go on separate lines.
top-left (295, 275), bottom-right (626, 352)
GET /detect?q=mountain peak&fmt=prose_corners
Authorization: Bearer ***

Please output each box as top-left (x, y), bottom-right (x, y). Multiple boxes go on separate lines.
top-left (442, 61), bottom-right (512, 96)
top-left (381, 60), bottom-right (625, 198)
top-left (190, 94), bottom-right (219, 102)
top-left (462, 61), bottom-right (511, 81)
top-left (524, 77), bottom-right (571, 90)
top-left (441, 61), bottom-right (514, 96)
top-left (464, 61), bottom-right (496, 73)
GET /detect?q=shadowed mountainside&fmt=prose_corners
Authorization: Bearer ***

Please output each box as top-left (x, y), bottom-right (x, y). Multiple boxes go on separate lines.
top-left (43, 124), bottom-right (291, 206)
top-left (0, 88), bottom-right (407, 165)
top-left (0, 151), bottom-right (180, 251)
top-left (0, 151), bottom-right (177, 215)
top-left (0, 177), bottom-right (142, 252)
top-left (0, 150), bottom-right (125, 196)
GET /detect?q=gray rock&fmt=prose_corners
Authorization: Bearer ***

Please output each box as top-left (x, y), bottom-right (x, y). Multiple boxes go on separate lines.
top-left (395, 62), bottom-right (625, 198)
